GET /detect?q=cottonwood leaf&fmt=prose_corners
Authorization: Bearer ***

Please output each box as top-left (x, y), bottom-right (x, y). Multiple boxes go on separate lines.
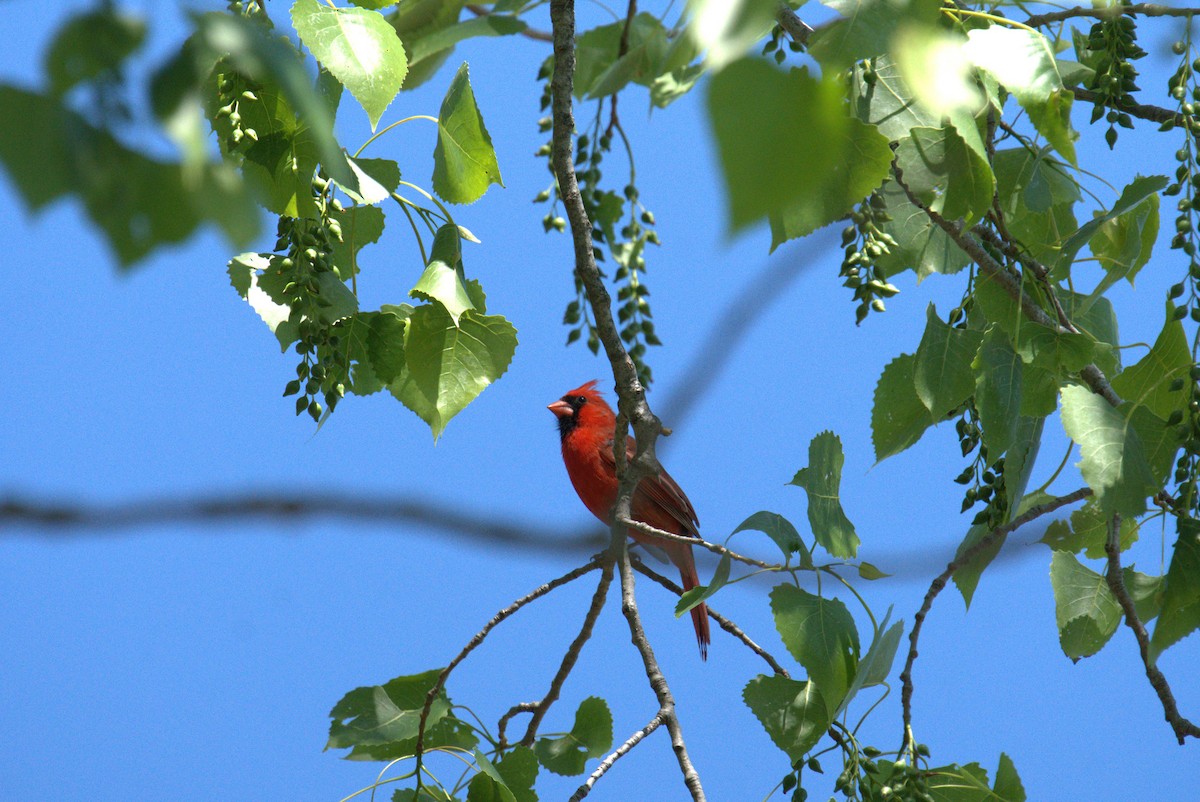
top-left (895, 125), bottom-right (994, 225)
top-left (675, 554), bottom-right (731, 616)
top-left (432, 63), bottom-right (502, 204)
top-left (1110, 309), bottom-right (1191, 421)
top-left (770, 584), bottom-right (860, 708)
top-left (1150, 519), bottom-right (1200, 660)
top-left (790, 431), bottom-right (859, 558)
top-left (292, 0), bottom-right (407, 130)
top-left (1055, 175), bottom-right (1167, 277)
top-left (742, 675), bottom-right (830, 761)
top-left (327, 668), bottom-right (452, 750)
top-left (1060, 384), bottom-right (1158, 518)
top-left (1050, 551), bottom-right (1120, 660)
top-left (973, 326), bottom-right (1024, 458)
top-left (914, 304), bottom-right (982, 417)
top-left (732, 511), bottom-right (810, 565)
top-left (533, 697), bottom-right (612, 776)
top-left (872, 353), bottom-right (938, 461)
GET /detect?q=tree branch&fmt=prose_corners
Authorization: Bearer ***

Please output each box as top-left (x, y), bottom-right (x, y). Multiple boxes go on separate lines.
top-left (632, 558), bottom-right (791, 678)
top-left (620, 517), bottom-right (788, 571)
top-left (0, 492), bottom-right (603, 551)
top-left (618, 547), bottom-right (706, 800)
top-left (516, 561), bottom-right (616, 746)
top-left (899, 488), bottom-right (1092, 754)
top-left (1104, 514), bottom-right (1200, 743)
top-left (569, 710), bottom-right (667, 802)
top-left (1024, 4), bottom-right (1200, 29)
top-left (776, 2), bottom-right (814, 47)
top-left (1070, 86), bottom-right (1183, 127)
top-left (414, 559), bottom-right (602, 761)
top-left (891, 162), bottom-right (1122, 408)
top-left (465, 4), bottom-right (553, 42)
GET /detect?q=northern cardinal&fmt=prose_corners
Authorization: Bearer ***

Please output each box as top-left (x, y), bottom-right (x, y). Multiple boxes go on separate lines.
top-left (548, 381), bottom-right (710, 659)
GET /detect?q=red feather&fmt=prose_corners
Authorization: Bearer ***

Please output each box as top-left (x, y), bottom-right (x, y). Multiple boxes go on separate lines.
top-left (549, 381), bottom-right (710, 659)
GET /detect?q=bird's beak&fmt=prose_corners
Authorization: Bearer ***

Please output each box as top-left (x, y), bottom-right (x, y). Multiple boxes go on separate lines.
top-left (547, 400), bottom-right (572, 419)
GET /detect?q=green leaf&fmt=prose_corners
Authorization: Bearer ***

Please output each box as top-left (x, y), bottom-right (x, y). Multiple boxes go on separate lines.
top-left (1089, 187), bottom-right (1159, 290)
top-left (809, 0), bottom-right (942, 70)
top-left (1124, 568), bottom-right (1165, 624)
top-left (894, 125), bottom-right (995, 225)
top-left (993, 753), bottom-right (1027, 802)
top-left (857, 562), bottom-right (890, 580)
top-left (675, 554), bottom-right (731, 616)
top-left (494, 747), bottom-right (538, 802)
top-left (328, 204), bottom-right (386, 280)
top-left (951, 524), bottom-right (1001, 609)
top-left (687, 0), bottom-right (778, 71)
top-left (1060, 384), bottom-right (1159, 518)
top-left (327, 668), bottom-right (452, 750)
top-left (973, 326), bottom-right (1024, 457)
top-left (1055, 175), bottom-right (1168, 277)
top-left (964, 26), bottom-right (1077, 163)
top-left (834, 608), bottom-right (903, 716)
top-left (925, 762), bottom-right (994, 802)
top-left (1150, 519), bottom-right (1200, 659)
top-left (914, 305), bottom-right (983, 417)
top-left (871, 353), bottom-right (938, 461)
top-left (731, 511), bottom-right (811, 565)
top-left (45, 7), bottom-right (146, 96)
top-left (770, 584), bottom-right (860, 708)
top-left (228, 253), bottom-right (294, 347)
top-left (466, 750), bottom-right (517, 802)
top-left (432, 62), bottom-right (503, 204)
top-left (708, 60), bottom-right (891, 235)
top-left (390, 303), bottom-right (517, 439)
top-left (585, 14), bottom-right (669, 99)
top-left (1111, 310), bottom-right (1191, 421)
top-left (292, 0), bottom-right (407, 130)
top-left (1050, 551), bottom-right (1121, 660)
top-left (1040, 499), bottom-right (1138, 558)
top-left (533, 697), bottom-right (612, 776)
top-left (790, 431), bottom-right (859, 558)
top-left (890, 27), bottom-right (986, 146)
top-left (407, 14), bottom-right (526, 66)
top-left (1025, 327), bottom-right (1095, 373)
top-left (335, 309), bottom-right (409, 395)
top-left (873, 179), bottom-right (971, 279)
top-left (195, 11), bottom-right (357, 192)
top-left (411, 260), bottom-right (476, 323)
top-left (742, 675), bottom-right (830, 761)
top-left (991, 146), bottom-right (1080, 265)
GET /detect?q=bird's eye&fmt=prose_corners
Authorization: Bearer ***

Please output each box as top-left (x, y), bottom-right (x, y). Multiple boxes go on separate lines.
top-left (575, 395), bottom-right (587, 405)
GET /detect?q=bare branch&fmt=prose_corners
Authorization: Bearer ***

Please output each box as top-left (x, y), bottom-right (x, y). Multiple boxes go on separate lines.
top-left (517, 561), bottom-right (616, 746)
top-left (1104, 514), bottom-right (1200, 743)
top-left (414, 559), bottom-right (602, 760)
top-left (892, 162), bottom-right (1122, 408)
top-left (632, 559), bottom-right (791, 678)
top-left (899, 488), bottom-right (1092, 753)
top-left (621, 517), bottom-right (788, 571)
top-left (0, 492), bottom-right (603, 552)
top-left (1024, 4), bottom-right (1200, 29)
top-left (618, 548), bottom-right (706, 800)
top-left (465, 4), bottom-right (553, 42)
top-left (570, 710), bottom-right (667, 802)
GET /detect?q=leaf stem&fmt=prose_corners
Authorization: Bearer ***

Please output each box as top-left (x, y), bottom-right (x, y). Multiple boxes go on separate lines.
top-left (354, 115), bottom-right (439, 158)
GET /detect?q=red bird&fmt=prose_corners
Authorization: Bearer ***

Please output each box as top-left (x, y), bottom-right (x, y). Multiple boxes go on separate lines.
top-left (548, 381), bottom-right (710, 659)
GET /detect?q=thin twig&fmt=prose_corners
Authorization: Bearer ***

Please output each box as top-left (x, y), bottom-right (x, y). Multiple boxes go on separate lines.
top-left (570, 710), bottom-right (667, 802)
top-left (621, 517), bottom-right (787, 571)
top-left (517, 561), bottom-right (616, 746)
top-left (464, 4), bottom-right (554, 42)
top-left (891, 162), bottom-right (1123, 408)
top-left (1024, 4), bottom-right (1200, 29)
top-left (1104, 514), bottom-right (1200, 743)
top-left (899, 488), bottom-right (1092, 753)
top-left (1070, 86), bottom-right (1184, 127)
top-left (413, 559), bottom-right (602, 761)
top-left (632, 559), bottom-right (791, 678)
top-left (970, 222), bottom-right (1078, 333)
top-left (618, 547), bottom-right (706, 800)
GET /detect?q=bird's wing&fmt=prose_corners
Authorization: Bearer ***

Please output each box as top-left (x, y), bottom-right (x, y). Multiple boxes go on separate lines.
top-left (598, 436), bottom-right (700, 538)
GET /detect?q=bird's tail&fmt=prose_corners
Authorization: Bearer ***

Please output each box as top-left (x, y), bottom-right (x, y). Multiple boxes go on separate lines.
top-left (679, 559), bottom-right (711, 661)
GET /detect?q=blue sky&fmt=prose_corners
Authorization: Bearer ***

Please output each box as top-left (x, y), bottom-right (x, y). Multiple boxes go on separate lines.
top-left (2, 2), bottom-right (1197, 800)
